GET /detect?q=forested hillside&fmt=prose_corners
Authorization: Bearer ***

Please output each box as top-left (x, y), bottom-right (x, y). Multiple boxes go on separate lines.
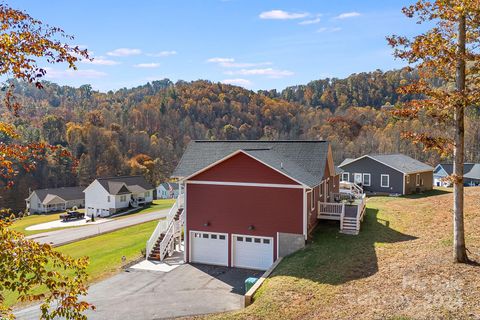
top-left (1, 69), bottom-right (479, 211)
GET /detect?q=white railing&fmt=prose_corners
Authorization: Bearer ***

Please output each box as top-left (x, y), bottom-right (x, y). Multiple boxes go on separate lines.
top-left (159, 220), bottom-right (175, 260)
top-left (318, 202), bottom-right (344, 214)
top-left (145, 198), bottom-right (179, 258)
top-left (339, 181), bottom-right (364, 198)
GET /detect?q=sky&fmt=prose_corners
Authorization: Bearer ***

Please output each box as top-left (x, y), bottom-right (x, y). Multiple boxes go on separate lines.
top-left (13, 0), bottom-right (424, 92)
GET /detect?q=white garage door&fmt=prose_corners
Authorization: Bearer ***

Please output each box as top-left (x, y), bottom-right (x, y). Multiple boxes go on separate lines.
top-left (190, 231), bottom-right (228, 266)
top-left (232, 235), bottom-right (274, 270)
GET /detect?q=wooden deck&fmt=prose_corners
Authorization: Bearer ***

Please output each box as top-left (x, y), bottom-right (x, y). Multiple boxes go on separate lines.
top-left (318, 193), bottom-right (367, 235)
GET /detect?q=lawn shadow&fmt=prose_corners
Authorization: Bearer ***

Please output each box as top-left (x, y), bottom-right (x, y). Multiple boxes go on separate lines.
top-left (402, 188), bottom-right (451, 199)
top-left (189, 263), bottom-right (263, 294)
top-left (272, 208), bottom-right (417, 285)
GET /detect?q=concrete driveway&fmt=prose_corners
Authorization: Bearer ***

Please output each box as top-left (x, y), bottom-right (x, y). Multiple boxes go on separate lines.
top-left (16, 264), bottom-right (262, 320)
top-left (26, 209), bottom-right (170, 247)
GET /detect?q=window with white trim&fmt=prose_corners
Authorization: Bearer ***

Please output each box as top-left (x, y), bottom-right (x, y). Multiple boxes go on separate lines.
top-left (416, 174), bottom-right (420, 186)
top-left (341, 172), bottom-right (349, 182)
top-left (362, 173), bottom-right (371, 186)
top-left (381, 174), bottom-right (390, 188)
top-left (120, 195), bottom-right (126, 202)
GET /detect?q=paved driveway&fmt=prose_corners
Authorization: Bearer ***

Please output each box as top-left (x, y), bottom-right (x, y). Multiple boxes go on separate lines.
top-left (26, 209), bottom-right (170, 247)
top-left (16, 264), bottom-right (262, 320)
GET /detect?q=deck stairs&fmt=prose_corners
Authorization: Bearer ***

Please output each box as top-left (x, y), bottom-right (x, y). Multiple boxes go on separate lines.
top-left (146, 195), bottom-right (185, 261)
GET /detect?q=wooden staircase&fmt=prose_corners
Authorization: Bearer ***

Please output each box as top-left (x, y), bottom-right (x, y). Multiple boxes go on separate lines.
top-left (340, 216), bottom-right (359, 235)
top-left (148, 207), bottom-right (184, 261)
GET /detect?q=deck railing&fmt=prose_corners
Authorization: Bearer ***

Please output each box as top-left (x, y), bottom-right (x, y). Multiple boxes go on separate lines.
top-left (318, 202), bottom-right (344, 220)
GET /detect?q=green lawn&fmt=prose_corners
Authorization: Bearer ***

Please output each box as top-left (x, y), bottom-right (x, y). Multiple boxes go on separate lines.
top-left (4, 220), bottom-right (157, 307)
top-left (114, 198), bottom-right (175, 219)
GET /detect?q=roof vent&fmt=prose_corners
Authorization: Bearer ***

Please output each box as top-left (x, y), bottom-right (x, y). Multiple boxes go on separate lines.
top-left (280, 162), bottom-right (284, 169)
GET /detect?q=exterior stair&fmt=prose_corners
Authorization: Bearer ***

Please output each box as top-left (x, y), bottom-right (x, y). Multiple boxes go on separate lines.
top-left (147, 205), bottom-right (184, 261)
top-left (340, 216), bottom-right (359, 235)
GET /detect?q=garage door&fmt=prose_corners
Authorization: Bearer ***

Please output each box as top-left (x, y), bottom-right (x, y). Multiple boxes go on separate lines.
top-left (232, 235), bottom-right (274, 270)
top-left (190, 231), bottom-right (228, 266)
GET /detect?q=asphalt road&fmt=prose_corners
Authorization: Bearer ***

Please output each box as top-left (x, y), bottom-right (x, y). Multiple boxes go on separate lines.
top-left (26, 209), bottom-right (170, 247)
top-left (16, 264), bottom-right (262, 320)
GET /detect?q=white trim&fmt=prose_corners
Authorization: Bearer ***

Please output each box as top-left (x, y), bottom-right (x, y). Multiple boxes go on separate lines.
top-left (416, 173), bottom-right (420, 186)
top-left (362, 173), bottom-right (371, 186)
top-left (341, 172), bottom-right (350, 182)
top-left (185, 180), bottom-right (304, 189)
top-left (380, 174), bottom-right (390, 188)
top-left (276, 232), bottom-right (280, 259)
top-left (403, 173), bottom-right (406, 195)
top-left (310, 188), bottom-right (315, 210)
top-left (184, 182), bottom-right (188, 263)
top-left (303, 188), bottom-right (307, 240)
top-left (180, 149), bottom-right (308, 188)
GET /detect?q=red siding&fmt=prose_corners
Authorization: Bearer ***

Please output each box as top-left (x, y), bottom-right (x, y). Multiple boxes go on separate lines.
top-left (186, 183), bottom-right (303, 266)
top-left (190, 152), bottom-right (299, 185)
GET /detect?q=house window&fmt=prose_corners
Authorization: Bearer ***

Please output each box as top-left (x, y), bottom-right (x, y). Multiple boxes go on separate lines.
top-left (145, 191), bottom-right (150, 197)
top-left (107, 196), bottom-right (110, 202)
top-left (120, 195), bottom-right (126, 202)
top-left (354, 173), bottom-right (363, 184)
top-left (38, 203), bottom-right (41, 208)
top-left (362, 173), bottom-right (371, 186)
top-left (406, 175), bottom-right (410, 184)
top-left (341, 172), bottom-right (349, 182)
top-left (416, 174), bottom-right (420, 186)
top-left (381, 174), bottom-right (390, 188)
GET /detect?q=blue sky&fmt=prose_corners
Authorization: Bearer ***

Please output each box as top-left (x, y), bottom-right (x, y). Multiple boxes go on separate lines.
top-left (13, 0), bottom-right (422, 92)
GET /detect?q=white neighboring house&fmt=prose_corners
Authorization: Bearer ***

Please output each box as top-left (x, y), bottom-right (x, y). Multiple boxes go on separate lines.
top-left (156, 182), bottom-right (179, 199)
top-left (25, 187), bottom-right (85, 214)
top-left (84, 176), bottom-right (154, 217)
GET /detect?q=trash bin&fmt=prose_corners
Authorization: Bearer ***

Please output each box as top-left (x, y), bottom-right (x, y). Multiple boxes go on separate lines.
top-left (245, 277), bottom-right (259, 293)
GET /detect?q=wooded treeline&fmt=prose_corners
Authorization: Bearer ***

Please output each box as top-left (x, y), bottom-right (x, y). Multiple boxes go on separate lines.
top-left (1, 69), bottom-right (479, 211)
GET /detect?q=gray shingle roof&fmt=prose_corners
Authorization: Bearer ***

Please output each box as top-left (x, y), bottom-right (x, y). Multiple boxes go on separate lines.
top-left (368, 154), bottom-right (433, 174)
top-left (339, 158), bottom-right (354, 166)
top-left (97, 176), bottom-right (154, 195)
top-left (436, 163), bottom-right (480, 179)
top-left (159, 182), bottom-right (179, 189)
top-left (172, 140), bottom-right (330, 187)
top-left (339, 154), bottom-right (433, 174)
top-left (29, 186), bottom-right (85, 203)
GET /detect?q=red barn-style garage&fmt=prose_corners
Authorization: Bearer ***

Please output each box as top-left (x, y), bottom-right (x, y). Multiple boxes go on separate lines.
top-left (172, 140), bottom-right (339, 270)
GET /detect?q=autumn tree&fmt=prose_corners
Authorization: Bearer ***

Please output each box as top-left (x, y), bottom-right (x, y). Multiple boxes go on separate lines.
top-left (388, 0), bottom-right (480, 263)
top-left (0, 3), bottom-right (93, 319)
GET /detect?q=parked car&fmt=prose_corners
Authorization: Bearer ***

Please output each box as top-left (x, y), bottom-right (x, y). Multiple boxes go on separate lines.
top-left (60, 210), bottom-right (85, 222)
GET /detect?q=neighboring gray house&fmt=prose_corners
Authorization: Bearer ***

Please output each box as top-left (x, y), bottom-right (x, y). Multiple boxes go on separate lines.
top-left (156, 182), bottom-right (179, 199)
top-left (339, 154), bottom-right (434, 195)
top-left (26, 187), bottom-right (85, 214)
top-left (434, 163), bottom-right (480, 187)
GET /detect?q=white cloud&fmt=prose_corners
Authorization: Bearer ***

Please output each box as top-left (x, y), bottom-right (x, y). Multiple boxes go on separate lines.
top-left (45, 68), bottom-right (107, 79)
top-left (147, 50), bottom-right (177, 57)
top-left (225, 68), bottom-right (294, 78)
top-left (299, 17), bottom-right (321, 25)
top-left (134, 63), bottom-right (161, 68)
top-left (316, 27), bottom-right (342, 33)
top-left (106, 48), bottom-right (142, 57)
top-left (221, 78), bottom-right (252, 87)
top-left (335, 12), bottom-right (361, 19)
top-left (259, 10), bottom-right (308, 20)
top-left (207, 57), bottom-right (272, 68)
top-left (81, 56), bottom-right (119, 66)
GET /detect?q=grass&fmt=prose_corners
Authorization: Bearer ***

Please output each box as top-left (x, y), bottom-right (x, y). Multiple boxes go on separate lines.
top-left (10, 199), bottom-right (174, 235)
top-left (4, 220), bottom-right (157, 307)
top-left (205, 187), bottom-right (480, 320)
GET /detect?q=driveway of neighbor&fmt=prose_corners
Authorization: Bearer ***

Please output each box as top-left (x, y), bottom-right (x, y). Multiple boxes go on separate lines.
top-left (26, 209), bottom-right (170, 247)
top-left (16, 264), bottom-right (263, 320)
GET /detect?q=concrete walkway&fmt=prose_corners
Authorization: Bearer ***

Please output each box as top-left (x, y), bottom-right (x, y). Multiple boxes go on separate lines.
top-left (27, 209), bottom-right (170, 247)
top-left (16, 264), bottom-right (262, 320)
top-left (26, 217), bottom-right (107, 231)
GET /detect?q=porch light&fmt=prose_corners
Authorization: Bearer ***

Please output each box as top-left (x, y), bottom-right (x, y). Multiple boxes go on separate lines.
top-left (248, 225), bottom-right (255, 230)
top-left (204, 222), bottom-right (210, 227)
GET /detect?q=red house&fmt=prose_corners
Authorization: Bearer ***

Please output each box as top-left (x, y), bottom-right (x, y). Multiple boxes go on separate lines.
top-left (161, 140), bottom-right (339, 270)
